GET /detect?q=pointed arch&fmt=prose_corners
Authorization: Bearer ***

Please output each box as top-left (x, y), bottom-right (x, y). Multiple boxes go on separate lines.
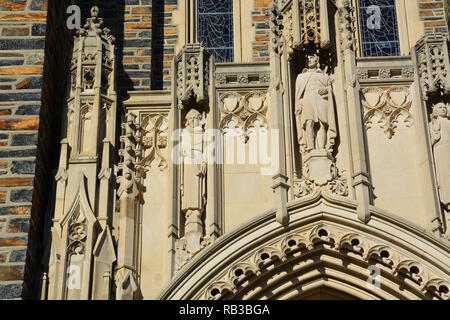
top-left (159, 199), bottom-right (450, 300)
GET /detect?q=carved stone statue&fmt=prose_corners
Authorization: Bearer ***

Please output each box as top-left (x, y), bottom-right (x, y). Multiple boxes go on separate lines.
top-left (429, 102), bottom-right (450, 212)
top-left (295, 54), bottom-right (337, 154)
top-left (180, 109), bottom-right (207, 254)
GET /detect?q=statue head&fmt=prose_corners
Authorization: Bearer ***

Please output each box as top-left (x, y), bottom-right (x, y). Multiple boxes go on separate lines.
top-left (185, 109), bottom-right (202, 128)
top-left (432, 102), bottom-right (448, 119)
top-left (307, 55), bottom-right (320, 69)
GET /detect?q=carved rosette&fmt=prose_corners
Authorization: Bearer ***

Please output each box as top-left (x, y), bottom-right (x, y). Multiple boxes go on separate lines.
top-left (415, 34), bottom-right (450, 100)
top-left (361, 86), bottom-right (413, 139)
top-left (176, 44), bottom-right (211, 110)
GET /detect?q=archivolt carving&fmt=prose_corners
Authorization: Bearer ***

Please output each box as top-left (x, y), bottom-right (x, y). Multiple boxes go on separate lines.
top-left (202, 223), bottom-right (450, 300)
top-left (362, 86), bottom-right (413, 138)
top-left (219, 91), bottom-right (268, 138)
top-left (140, 114), bottom-right (168, 171)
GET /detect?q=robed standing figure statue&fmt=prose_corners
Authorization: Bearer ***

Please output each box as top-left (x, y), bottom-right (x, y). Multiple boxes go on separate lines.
top-left (180, 109), bottom-right (207, 254)
top-left (295, 54), bottom-right (337, 155)
top-left (429, 102), bottom-right (450, 214)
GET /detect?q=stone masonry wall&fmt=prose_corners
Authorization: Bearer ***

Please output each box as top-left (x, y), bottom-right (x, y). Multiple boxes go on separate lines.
top-left (151, 0), bottom-right (178, 90)
top-left (121, 0), bottom-right (152, 92)
top-left (417, 0), bottom-right (449, 34)
top-left (252, 0), bottom-right (270, 62)
top-left (0, 0), bottom-right (48, 299)
top-left (79, 0), bottom-right (152, 94)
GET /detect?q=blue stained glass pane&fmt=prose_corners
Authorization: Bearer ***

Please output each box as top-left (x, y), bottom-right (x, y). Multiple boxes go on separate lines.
top-left (198, 0), bottom-right (234, 62)
top-left (358, 0), bottom-right (400, 57)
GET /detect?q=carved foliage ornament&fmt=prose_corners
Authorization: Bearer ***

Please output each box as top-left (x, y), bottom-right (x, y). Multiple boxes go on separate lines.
top-left (219, 91), bottom-right (268, 136)
top-left (362, 86), bottom-right (413, 138)
top-left (203, 223), bottom-right (450, 300)
top-left (118, 113), bottom-right (142, 198)
top-left (215, 73), bottom-right (270, 86)
top-left (294, 165), bottom-right (349, 198)
top-left (141, 114), bottom-right (169, 171)
top-left (269, 2), bottom-right (284, 55)
top-left (76, 6), bottom-right (115, 44)
top-left (338, 0), bottom-right (356, 54)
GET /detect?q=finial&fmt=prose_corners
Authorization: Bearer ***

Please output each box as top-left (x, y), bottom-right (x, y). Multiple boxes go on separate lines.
top-left (91, 6), bottom-right (99, 18)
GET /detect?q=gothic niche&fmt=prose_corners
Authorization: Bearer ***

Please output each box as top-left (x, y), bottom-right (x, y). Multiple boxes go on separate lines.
top-left (79, 103), bottom-right (93, 156)
top-left (429, 102), bottom-right (450, 224)
top-left (175, 109), bottom-right (211, 271)
top-left (293, 54), bottom-right (347, 198)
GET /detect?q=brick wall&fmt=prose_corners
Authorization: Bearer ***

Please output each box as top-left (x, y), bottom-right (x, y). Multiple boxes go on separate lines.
top-left (151, 0), bottom-right (178, 90)
top-left (0, 0), bottom-right (157, 299)
top-left (252, 0), bottom-right (270, 62)
top-left (0, 0), bottom-right (48, 299)
top-left (121, 0), bottom-right (152, 92)
top-left (417, 0), bottom-right (449, 34)
top-left (79, 0), bottom-right (152, 93)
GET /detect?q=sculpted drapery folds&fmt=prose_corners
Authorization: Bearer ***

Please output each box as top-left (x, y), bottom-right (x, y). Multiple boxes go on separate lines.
top-left (429, 102), bottom-right (450, 212)
top-left (180, 109), bottom-right (207, 255)
top-left (295, 54), bottom-right (337, 155)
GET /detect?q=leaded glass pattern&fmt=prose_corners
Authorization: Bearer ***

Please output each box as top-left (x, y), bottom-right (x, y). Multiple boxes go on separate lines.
top-left (198, 0), bottom-right (234, 62)
top-left (358, 0), bottom-right (400, 57)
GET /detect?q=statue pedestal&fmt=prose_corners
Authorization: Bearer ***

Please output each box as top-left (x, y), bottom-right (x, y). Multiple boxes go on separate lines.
top-left (303, 150), bottom-right (336, 186)
top-left (185, 209), bottom-right (203, 254)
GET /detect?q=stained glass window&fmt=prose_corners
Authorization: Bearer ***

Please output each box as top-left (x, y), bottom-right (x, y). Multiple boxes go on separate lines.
top-left (198, 0), bottom-right (234, 62)
top-left (358, 0), bottom-right (400, 57)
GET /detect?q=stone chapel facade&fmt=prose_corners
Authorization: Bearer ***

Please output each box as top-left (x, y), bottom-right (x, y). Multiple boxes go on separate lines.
top-left (0, 0), bottom-right (449, 300)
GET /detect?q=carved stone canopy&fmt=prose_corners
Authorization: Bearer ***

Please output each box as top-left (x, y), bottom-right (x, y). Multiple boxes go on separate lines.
top-left (270, 0), bottom-right (336, 59)
top-left (176, 44), bottom-right (211, 110)
top-left (416, 33), bottom-right (450, 99)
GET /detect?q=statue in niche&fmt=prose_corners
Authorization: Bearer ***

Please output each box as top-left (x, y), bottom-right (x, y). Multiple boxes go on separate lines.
top-left (295, 54), bottom-right (337, 154)
top-left (429, 102), bottom-right (450, 213)
top-left (180, 109), bottom-right (207, 255)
